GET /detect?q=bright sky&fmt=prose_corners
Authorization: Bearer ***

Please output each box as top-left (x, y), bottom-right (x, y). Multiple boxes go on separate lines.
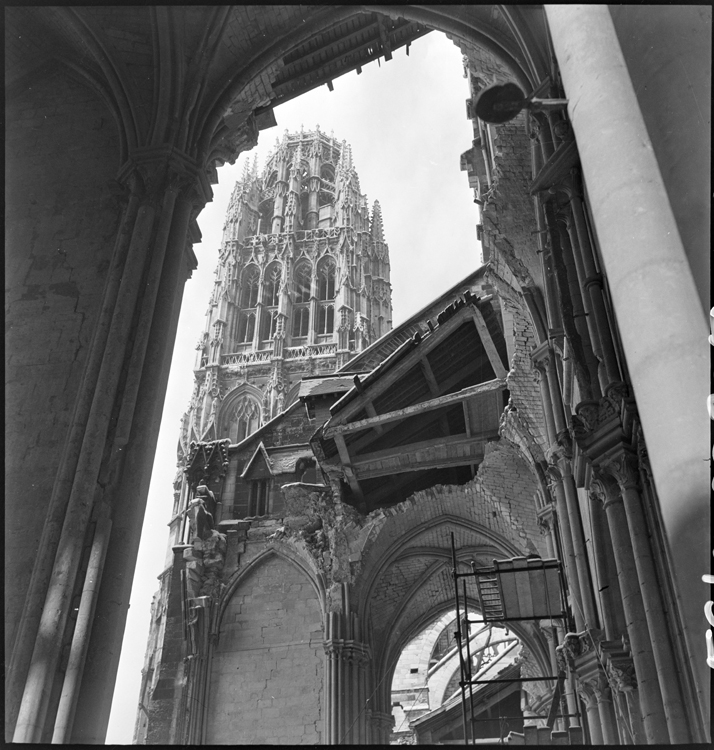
top-left (106, 30), bottom-right (482, 744)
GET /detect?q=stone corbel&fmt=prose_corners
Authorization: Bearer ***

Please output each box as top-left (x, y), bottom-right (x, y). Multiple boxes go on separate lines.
top-left (600, 638), bottom-right (637, 693)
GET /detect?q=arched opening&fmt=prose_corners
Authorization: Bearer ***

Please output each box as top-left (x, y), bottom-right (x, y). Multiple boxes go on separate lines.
top-left (221, 393), bottom-right (262, 443)
top-left (390, 609), bottom-right (523, 744)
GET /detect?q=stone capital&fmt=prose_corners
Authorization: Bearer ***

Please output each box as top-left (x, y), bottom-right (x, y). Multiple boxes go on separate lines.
top-left (600, 639), bottom-right (637, 693)
top-left (119, 145), bottom-right (212, 208)
top-left (588, 472), bottom-right (621, 510)
top-left (605, 450), bottom-right (641, 492)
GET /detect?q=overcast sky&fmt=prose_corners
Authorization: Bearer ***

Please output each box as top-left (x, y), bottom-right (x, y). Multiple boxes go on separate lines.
top-left (106, 30), bottom-right (482, 743)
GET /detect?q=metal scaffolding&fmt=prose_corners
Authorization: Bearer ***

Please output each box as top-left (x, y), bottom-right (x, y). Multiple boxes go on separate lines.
top-left (450, 532), bottom-right (578, 744)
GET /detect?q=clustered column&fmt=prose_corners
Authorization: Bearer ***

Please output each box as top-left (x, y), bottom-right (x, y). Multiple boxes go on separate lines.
top-left (12, 150), bottom-right (208, 743)
top-left (323, 610), bottom-right (375, 744)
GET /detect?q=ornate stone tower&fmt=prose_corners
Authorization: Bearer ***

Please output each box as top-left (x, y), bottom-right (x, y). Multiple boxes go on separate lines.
top-left (181, 128), bottom-right (392, 453)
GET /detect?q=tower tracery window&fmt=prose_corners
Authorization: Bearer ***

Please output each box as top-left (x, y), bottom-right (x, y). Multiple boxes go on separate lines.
top-left (317, 257), bottom-right (336, 301)
top-left (292, 306), bottom-right (310, 338)
top-left (316, 257), bottom-right (336, 336)
top-left (294, 261), bottom-right (312, 303)
top-left (260, 309), bottom-right (279, 342)
top-left (317, 304), bottom-right (334, 335)
top-left (263, 263), bottom-right (282, 307)
top-left (241, 265), bottom-right (260, 308)
top-left (236, 311), bottom-right (255, 344)
top-left (225, 395), bottom-right (261, 443)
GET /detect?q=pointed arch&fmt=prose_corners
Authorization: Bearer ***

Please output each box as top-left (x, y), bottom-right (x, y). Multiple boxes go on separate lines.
top-left (215, 545), bottom-right (326, 634)
top-left (317, 255), bottom-right (336, 301)
top-left (218, 383), bottom-right (264, 442)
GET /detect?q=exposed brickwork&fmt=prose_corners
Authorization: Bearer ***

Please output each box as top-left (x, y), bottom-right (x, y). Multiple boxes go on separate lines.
top-left (5, 70), bottom-right (120, 654)
top-left (494, 281), bottom-right (548, 465)
top-left (206, 554), bottom-right (324, 745)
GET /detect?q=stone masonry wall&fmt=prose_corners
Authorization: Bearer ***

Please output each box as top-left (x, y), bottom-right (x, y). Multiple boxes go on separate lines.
top-left (206, 554), bottom-right (324, 745)
top-left (5, 69), bottom-right (121, 653)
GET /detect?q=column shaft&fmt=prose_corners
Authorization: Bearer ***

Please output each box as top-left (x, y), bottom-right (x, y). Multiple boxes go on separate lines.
top-left (559, 468), bottom-right (598, 628)
top-left (619, 483), bottom-right (689, 742)
top-left (550, 478), bottom-right (584, 631)
top-left (602, 496), bottom-right (669, 742)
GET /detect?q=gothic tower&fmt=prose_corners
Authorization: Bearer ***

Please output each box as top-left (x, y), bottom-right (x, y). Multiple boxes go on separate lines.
top-left (181, 127), bottom-right (393, 455)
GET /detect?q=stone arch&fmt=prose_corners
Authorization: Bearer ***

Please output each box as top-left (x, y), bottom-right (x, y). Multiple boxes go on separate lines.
top-left (354, 509), bottom-right (552, 718)
top-left (239, 263), bottom-right (261, 308)
top-left (206, 548), bottom-right (327, 744)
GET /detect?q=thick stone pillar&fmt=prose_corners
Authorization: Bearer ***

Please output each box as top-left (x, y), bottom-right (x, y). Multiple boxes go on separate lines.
top-left (545, 8), bottom-right (709, 722)
top-left (370, 711), bottom-right (394, 745)
top-left (73, 176), bottom-right (205, 743)
top-left (590, 475), bottom-right (669, 742)
top-left (607, 452), bottom-right (690, 743)
top-left (12, 151), bottom-right (204, 742)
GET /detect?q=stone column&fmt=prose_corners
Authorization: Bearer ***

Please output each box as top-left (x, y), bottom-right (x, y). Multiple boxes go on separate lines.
top-left (323, 610), bottom-right (372, 745)
top-left (607, 452), bottom-right (690, 743)
top-left (565, 172), bottom-right (621, 387)
top-left (13, 151), bottom-right (206, 743)
top-left (370, 711), bottom-right (394, 745)
top-left (307, 174), bottom-right (320, 229)
top-left (545, 7), bottom-right (709, 720)
top-left (591, 674), bottom-right (619, 745)
top-left (590, 475), bottom-right (669, 742)
top-left (557, 459), bottom-right (598, 629)
top-left (576, 682), bottom-right (603, 745)
top-left (546, 465), bottom-right (584, 632)
top-left (272, 178), bottom-right (287, 234)
top-left (586, 492), bottom-right (621, 640)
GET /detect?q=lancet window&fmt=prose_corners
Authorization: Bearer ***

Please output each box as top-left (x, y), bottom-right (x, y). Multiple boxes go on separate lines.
top-left (292, 260), bottom-right (312, 339)
top-left (294, 261), bottom-right (311, 303)
top-left (292, 307), bottom-right (310, 338)
top-left (236, 312), bottom-right (255, 344)
top-left (263, 263), bottom-right (282, 306)
top-left (241, 265), bottom-right (260, 308)
top-left (317, 257), bottom-right (336, 336)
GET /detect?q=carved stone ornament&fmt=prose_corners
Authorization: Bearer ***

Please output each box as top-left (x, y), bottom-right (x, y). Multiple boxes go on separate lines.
top-left (606, 451), bottom-right (640, 492)
top-left (555, 631), bottom-right (589, 672)
top-left (571, 401), bottom-right (600, 440)
top-left (607, 660), bottom-right (637, 693)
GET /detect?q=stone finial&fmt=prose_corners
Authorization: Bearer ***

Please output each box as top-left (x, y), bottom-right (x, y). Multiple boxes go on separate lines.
top-left (370, 200), bottom-right (385, 242)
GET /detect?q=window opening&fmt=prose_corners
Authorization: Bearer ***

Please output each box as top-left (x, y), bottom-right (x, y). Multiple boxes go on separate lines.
top-left (241, 265), bottom-right (260, 308)
top-left (249, 479), bottom-right (269, 516)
